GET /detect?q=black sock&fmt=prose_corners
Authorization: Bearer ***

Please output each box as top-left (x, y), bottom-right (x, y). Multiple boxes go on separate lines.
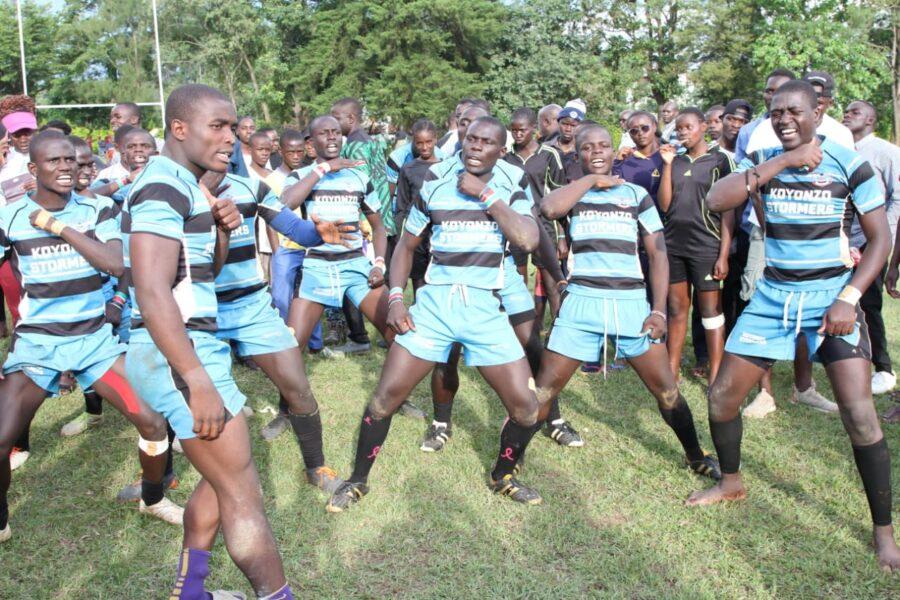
top-left (141, 479), bottom-right (165, 506)
top-left (709, 416), bottom-right (742, 474)
top-left (278, 395), bottom-right (289, 415)
top-left (852, 438), bottom-right (892, 526)
top-left (491, 419), bottom-right (539, 480)
top-left (659, 397), bottom-right (703, 461)
top-left (0, 498), bottom-right (8, 529)
top-left (84, 389), bottom-right (103, 416)
top-left (14, 423), bottom-right (29, 452)
top-left (433, 401), bottom-right (453, 425)
top-left (288, 410), bottom-right (325, 470)
top-left (546, 397), bottom-right (562, 424)
top-left (349, 408), bottom-right (393, 484)
top-left (164, 424), bottom-right (175, 478)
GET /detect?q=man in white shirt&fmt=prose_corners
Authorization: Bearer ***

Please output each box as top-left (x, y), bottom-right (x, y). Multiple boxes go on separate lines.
top-left (746, 70), bottom-right (854, 154)
top-left (843, 100), bottom-right (900, 402)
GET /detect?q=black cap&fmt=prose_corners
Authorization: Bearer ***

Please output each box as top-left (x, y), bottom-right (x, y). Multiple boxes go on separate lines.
top-left (301, 127), bottom-right (311, 139)
top-left (723, 99), bottom-right (753, 120)
top-left (803, 71), bottom-right (835, 97)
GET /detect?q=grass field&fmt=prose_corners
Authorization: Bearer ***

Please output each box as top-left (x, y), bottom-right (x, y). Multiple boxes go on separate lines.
top-left (1, 292), bottom-right (900, 599)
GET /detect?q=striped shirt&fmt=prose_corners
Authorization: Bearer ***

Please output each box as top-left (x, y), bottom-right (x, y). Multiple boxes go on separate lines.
top-left (737, 137), bottom-right (883, 289)
top-left (0, 192), bottom-right (120, 341)
top-left (566, 182), bottom-right (662, 298)
top-left (406, 161), bottom-right (533, 290)
top-left (283, 165), bottom-right (379, 262)
top-left (123, 155), bottom-right (218, 336)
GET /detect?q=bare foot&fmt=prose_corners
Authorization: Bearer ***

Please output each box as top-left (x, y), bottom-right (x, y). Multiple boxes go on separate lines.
top-left (686, 477), bottom-right (747, 507)
top-left (874, 525), bottom-right (900, 573)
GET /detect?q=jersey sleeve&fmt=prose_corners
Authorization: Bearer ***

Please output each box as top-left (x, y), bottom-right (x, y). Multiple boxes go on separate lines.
top-left (127, 182), bottom-right (191, 239)
top-left (95, 198), bottom-right (123, 243)
top-left (848, 158), bottom-right (884, 215)
top-left (385, 147), bottom-right (405, 184)
top-left (637, 192), bottom-right (664, 235)
top-left (256, 181), bottom-right (286, 223)
top-left (361, 177), bottom-right (380, 215)
top-left (509, 175), bottom-right (535, 217)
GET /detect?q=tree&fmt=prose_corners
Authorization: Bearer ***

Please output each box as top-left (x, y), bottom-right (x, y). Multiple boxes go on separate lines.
top-left (0, 0), bottom-right (60, 97)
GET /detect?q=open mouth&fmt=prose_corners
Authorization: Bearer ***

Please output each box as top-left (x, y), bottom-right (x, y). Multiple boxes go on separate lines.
top-left (325, 143), bottom-right (339, 153)
top-left (465, 156), bottom-right (483, 168)
top-left (214, 151), bottom-right (231, 163)
top-left (56, 175), bottom-right (73, 186)
top-left (132, 155), bottom-right (147, 165)
top-left (591, 158), bottom-right (606, 168)
top-left (778, 127), bottom-right (798, 140)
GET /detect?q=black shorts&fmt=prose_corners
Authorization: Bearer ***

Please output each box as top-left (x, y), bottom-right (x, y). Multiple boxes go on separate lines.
top-left (410, 243), bottom-right (430, 281)
top-left (669, 254), bottom-right (721, 292)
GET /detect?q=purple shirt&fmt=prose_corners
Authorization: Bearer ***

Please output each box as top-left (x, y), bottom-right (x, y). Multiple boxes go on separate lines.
top-left (613, 150), bottom-right (665, 206)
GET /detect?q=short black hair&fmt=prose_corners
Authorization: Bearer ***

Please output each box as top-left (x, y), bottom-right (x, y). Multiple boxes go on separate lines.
top-left (165, 84), bottom-right (230, 132)
top-left (257, 127), bottom-right (276, 135)
top-left (767, 68), bottom-right (796, 81)
top-left (510, 107), bottom-right (537, 126)
top-left (626, 110), bottom-right (658, 128)
top-left (676, 107), bottom-right (706, 123)
top-left (705, 104), bottom-right (725, 116)
top-left (469, 98), bottom-right (490, 112)
top-left (67, 135), bottom-right (91, 154)
top-left (575, 123), bottom-right (609, 148)
top-left (468, 116), bottom-right (505, 143)
top-left (40, 119), bottom-right (72, 135)
top-left (237, 115), bottom-right (255, 126)
top-left (773, 80), bottom-right (818, 110)
top-left (411, 118), bottom-right (437, 137)
top-left (122, 127), bottom-right (155, 146)
top-left (280, 128), bottom-right (304, 145)
top-left (309, 115), bottom-right (340, 134)
top-left (115, 102), bottom-right (141, 122)
top-left (249, 131), bottom-right (272, 145)
top-left (332, 97), bottom-right (362, 118)
top-left (114, 124), bottom-right (136, 146)
top-left (29, 129), bottom-right (72, 162)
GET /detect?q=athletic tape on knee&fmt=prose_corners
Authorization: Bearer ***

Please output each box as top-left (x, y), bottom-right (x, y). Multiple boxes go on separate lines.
top-left (138, 436), bottom-right (169, 457)
top-left (701, 314), bottom-right (725, 330)
top-left (99, 369), bottom-right (141, 414)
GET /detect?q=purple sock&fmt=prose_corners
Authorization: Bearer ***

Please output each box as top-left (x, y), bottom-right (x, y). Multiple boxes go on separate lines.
top-left (171, 548), bottom-right (211, 600)
top-left (259, 583), bottom-right (294, 599)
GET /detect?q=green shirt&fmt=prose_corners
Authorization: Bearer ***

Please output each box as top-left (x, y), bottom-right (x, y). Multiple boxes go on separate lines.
top-left (341, 129), bottom-right (393, 235)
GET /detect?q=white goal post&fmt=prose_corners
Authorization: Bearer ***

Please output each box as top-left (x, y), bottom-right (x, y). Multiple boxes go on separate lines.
top-left (14, 0), bottom-right (166, 121)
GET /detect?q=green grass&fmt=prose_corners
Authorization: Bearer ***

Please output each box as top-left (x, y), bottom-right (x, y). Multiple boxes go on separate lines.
top-left (2, 296), bottom-right (900, 599)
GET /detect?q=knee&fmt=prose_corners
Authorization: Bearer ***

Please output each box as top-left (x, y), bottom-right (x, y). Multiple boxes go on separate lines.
top-left (839, 402), bottom-right (882, 445)
top-left (136, 411), bottom-right (167, 441)
top-left (655, 386), bottom-right (680, 410)
top-left (283, 381), bottom-right (317, 414)
top-left (369, 391), bottom-right (398, 420)
top-left (508, 393), bottom-right (540, 427)
top-left (668, 299), bottom-right (689, 318)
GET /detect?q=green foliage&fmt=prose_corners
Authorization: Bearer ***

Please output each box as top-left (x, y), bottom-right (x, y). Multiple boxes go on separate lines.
top-left (0, 0), bottom-right (894, 138)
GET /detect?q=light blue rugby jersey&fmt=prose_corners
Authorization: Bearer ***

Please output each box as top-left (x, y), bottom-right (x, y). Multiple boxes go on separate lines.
top-left (0, 192), bottom-right (120, 342)
top-left (122, 155), bottom-right (218, 336)
top-left (283, 165), bottom-right (379, 262)
top-left (738, 137), bottom-right (883, 290)
top-left (214, 174), bottom-right (284, 304)
top-left (386, 142), bottom-right (446, 184)
top-left (566, 182), bottom-right (662, 299)
top-left (406, 160), bottom-right (534, 290)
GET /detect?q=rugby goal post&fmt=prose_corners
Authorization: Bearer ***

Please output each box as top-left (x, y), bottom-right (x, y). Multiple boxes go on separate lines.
top-left (14, 0), bottom-right (166, 121)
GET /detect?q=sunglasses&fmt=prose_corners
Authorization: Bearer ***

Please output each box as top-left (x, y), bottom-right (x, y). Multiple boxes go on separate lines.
top-left (628, 125), bottom-right (652, 136)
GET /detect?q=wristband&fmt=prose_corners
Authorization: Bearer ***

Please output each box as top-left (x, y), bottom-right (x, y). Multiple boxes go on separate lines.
top-left (836, 285), bottom-right (862, 306)
top-left (107, 300), bottom-right (123, 312)
top-left (650, 310), bottom-right (667, 322)
top-left (313, 162), bottom-right (332, 178)
top-left (388, 286), bottom-right (404, 297)
top-left (480, 186), bottom-right (498, 209)
top-left (112, 291), bottom-right (128, 306)
top-left (372, 260), bottom-right (386, 276)
top-left (388, 296), bottom-right (404, 307)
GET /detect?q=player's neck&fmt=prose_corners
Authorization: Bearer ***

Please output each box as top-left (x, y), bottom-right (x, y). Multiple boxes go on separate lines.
top-left (33, 187), bottom-right (70, 210)
top-left (514, 139), bottom-right (538, 158)
top-left (162, 145), bottom-right (203, 180)
top-left (637, 141), bottom-right (658, 156)
top-left (687, 140), bottom-right (708, 158)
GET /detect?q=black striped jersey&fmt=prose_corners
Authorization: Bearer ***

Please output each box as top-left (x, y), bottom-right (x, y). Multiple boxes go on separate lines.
top-left (0, 193), bottom-right (120, 342)
top-left (283, 164), bottom-right (379, 262)
top-left (664, 149), bottom-right (733, 257)
top-left (405, 161), bottom-right (534, 290)
top-left (123, 155), bottom-right (218, 337)
top-left (566, 182), bottom-right (663, 299)
top-left (737, 137), bottom-right (883, 290)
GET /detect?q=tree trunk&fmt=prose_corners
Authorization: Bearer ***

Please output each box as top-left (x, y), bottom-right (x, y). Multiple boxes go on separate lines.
top-left (240, 49), bottom-right (271, 123)
top-left (892, 8), bottom-right (899, 144)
